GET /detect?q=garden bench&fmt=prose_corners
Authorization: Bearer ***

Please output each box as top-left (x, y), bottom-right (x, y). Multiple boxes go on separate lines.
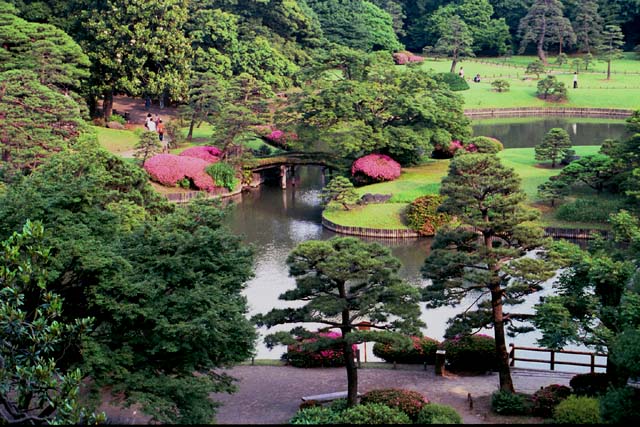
top-left (301, 391), bottom-right (361, 403)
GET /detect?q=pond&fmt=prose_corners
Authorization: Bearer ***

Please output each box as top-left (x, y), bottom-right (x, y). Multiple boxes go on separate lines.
top-left (224, 117), bottom-right (626, 370)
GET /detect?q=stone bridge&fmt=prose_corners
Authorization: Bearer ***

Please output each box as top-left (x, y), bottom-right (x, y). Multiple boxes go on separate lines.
top-left (249, 151), bottom-right (341, 189)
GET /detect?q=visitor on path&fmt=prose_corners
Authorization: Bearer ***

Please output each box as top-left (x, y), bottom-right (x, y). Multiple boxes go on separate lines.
top-left (573, 72), bottom-right (578, 89)
top-left (154, 114), bottom-right (160, 126)
top-left (459, 67), bottom-right (464, 78)
top-left (157, 119), bottom-right (165, 143)
top-left (147, 115), bottom-right (157, 132)
top-left (144, 113), bottom-right (152, 130)
top-left (473, 74), bottom-right (481, 83)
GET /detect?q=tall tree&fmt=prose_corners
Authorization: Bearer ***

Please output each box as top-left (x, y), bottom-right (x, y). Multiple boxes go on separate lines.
top-left (305, 0), bottom-right (403, 52)
top-left (254, 237), bottom-right (424, 406)
top-left (82, 0), bottom-right (192, 119)
top-left (433, 15), bottom-right (475, 73)
top-left (0, 70), bottom-right (86, 183)
top-left (0, 220), bottom-right (104, 424)
top-left (518, 0), bottom-right (574, 64)
top-left (598, 24), bottom-right (625, 80)
top-left (422, 153), bottom-right (565, 392)
top-left (533, 209), bottom-right (640, 383)
top-left (294, 65), bottom-right (471, 166)
top-left (572, 0), bottom-right (604, 54)
top-left (535, 127), bottom-right (573, 168)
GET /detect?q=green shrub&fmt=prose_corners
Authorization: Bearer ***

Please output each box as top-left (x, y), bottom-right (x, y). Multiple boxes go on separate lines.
top-left (416, 403), bottom-right (463, 424)
top-left (405, 196), bottom-right (450, 236)
top-left (531, 384), bottom-right (572, 418)
top-left (552, 395), bottom-right (601, 424)
top-left (329, 398), bottom-right (349, 413)
top-left (569, 372), bottom-right (612, 397)
top-left (177, 178), bottom-right (191, 189)
top-left (372, 335), bottom-right (440, 364)
top-left (338, 403), bottom-right (412, 424)
top-left (556, 198), bottom-right (626, 223)
top-left (435, 72), bottom-right (470, 91)
top-left (465, 136), bottom-right (503, 154)
top-left (282, 331), bottom-right (354, 368)
top-left (206, 162), bottom-right (239, 191)
top-left (299, 400), bottom-right (321, 410)
top-left (600, 386), bottom-right (640, 424)
top-left (491, 390), bottom-right (532, 416)
top-left (537, 75), bottom-right (567, 101)
top-left (107, 114), bottom-right (127, 125)
top-left (289, 406), bottom-right (339, 424)
top-left (491, 79), bottom-right (510, 92)
top-left (440, 334), bottom-right (499, 373)
top-left (359, 389), bottom-right (427, 420)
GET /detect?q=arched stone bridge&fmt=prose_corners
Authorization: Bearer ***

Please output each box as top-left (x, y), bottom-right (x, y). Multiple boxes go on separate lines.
top-left (249, 151), bottom-right (341, 188)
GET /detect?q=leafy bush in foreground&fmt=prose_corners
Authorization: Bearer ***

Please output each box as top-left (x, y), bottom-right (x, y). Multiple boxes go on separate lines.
top-left (552, 395), bottom-right (601, 424)
top-left (359, 388), bottom-right (427, 420)
top-left (416, 403), bottom-right (463, 424)
top-left (338, 403), bottom-right (412, 424)
top-left (373, 335), bottom-right (440, 364)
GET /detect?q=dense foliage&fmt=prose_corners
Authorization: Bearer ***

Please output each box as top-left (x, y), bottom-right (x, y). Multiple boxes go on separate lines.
top-left (351, 153), bottom-right (401, 183)
top-left (282, 330), bottom-right (356, 368)
top-left (416, 403), bottom-right (463, 424)
top-left (405, 195), bottom-right (451, 236)
top-left (552, 395), bottom-right (601, 424)
top-left (372, 335), bottom-right (439, 364)
top-left (359, 388), bottom-right (427, 420)
top-left (440, 334), bottom-right (499, 372)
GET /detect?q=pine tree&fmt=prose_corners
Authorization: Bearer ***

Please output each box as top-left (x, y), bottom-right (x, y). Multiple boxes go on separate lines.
top-left (518, 0), bottom-right (573, 64)
top-left (598, 24), bottom-right (625, 80)
top-left (535, 127), bottom-right (573, 168)
top-left (422, 153), bottom-right (565, 393)
top-left (433, 15), bottom-right (475, 73)
top-left (572, 0), bottom-right (604, 54)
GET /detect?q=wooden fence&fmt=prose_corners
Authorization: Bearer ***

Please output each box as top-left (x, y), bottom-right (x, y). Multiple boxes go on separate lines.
top-left (322, 217), bottom-right (420, 238)
top-left (464, 107), bottom-right (634, 119)
top-left (509, 344), bottom-right (607, 373)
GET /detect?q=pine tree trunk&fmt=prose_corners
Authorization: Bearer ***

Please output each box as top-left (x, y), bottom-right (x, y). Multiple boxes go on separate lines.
top-left (187, 115), bottom-right (196, 141)
top-left (607, 60), bottom-right (611, 80)
top-left (491, 282), bottom-right (515, 393)
top-left (343, 333), bottom-right (359, 407)
top-left (450, 58), bottom-right (458, 74)
top-left (538, 16), bottom-right (548, 65)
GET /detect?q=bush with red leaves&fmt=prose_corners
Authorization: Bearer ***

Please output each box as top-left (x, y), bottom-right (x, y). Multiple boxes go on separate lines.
top-left (144, 154), bottom-right (217, 192)
top-left (351, 154), bottom-right (401, 183)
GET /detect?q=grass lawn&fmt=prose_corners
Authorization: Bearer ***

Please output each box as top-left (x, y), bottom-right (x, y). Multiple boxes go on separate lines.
top-left (324, 145), bottom-right (613, 230)
top-left (417, 55), bottom-right (640, 110)
top-left (93, 126), bottom-right (140, 153)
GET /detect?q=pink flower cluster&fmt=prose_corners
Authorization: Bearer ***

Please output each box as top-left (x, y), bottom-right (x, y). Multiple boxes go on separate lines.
top-left (393, 51), bottom-right (425, 65)
top-left (449, 140), bottom-right (477, 154)
top-left (143, 154), bottom-right (217, 192)
top-left (351, 154), bottom-right (401, 182)
top-left (253, 124), bottom-right (297, 148)
top-left (288, 330), bottom-right (357, 360)
top-left (178, 145), bottom-right (222, 162)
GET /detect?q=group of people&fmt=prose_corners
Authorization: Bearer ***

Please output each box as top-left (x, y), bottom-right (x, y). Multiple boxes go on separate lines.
top-left (458, 67), bottom-right (482, 83)
top-left (144, 113), bottom-right (165, 141)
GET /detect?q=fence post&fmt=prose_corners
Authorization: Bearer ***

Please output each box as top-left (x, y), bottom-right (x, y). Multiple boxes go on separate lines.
top-left (550, 350), bottom-right (556, 371)
top-left (590, 354), bottom-right (595, 373)
top-left (435, 350), bottom-right (446, 376)
top-left (509, 343), bottom-right (515, 367)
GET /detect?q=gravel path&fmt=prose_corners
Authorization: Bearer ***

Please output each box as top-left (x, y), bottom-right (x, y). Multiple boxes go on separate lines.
top-left (209, 364), bottom-right (574, 424)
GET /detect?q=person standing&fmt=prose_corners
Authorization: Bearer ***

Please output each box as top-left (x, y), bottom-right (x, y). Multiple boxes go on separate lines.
top-left (573, 72), bottom-right (578, 89)
top-left (157, 119), bottom-right (165, 143)
top-left (147, 116), bottom-right (156, 132)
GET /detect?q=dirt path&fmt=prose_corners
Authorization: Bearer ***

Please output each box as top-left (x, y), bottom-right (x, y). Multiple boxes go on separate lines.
top-left (111, 95), bottom-right (179, 127)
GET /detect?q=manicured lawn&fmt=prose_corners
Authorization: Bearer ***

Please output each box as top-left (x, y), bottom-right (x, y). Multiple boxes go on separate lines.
top-left (417, 55), bottom-right (640, 110)
top-left (93, 126), bottom-right (140, 153)
top-left (324, 146), bottom-right (611, 230)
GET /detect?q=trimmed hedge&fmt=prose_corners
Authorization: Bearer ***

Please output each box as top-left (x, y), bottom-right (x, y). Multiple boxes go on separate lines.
top-left (339, 403), bottom-right (412, 424)
top-left (434, 72), bottom-right (469, 91)
top-left (282, 330), bottom-right (356, 368)
top-left (440, 334), bottom-right (499, 373)
top-left (359, 389), bottom-right (427, 421)
top-left (416, 403), bottom-right (463, 424)
top-left (372, 335), bottom-right (440, 364)
top-left (405, 195), bottom-right (450, 236)
top-left (569, 372), bottom-right (611, 397)
top-left (552, 395), bottom-right (601, 424)
top-left (531, 384), bottom-right (572, 418)
top-left (491, 390), bottom-right (532, 415)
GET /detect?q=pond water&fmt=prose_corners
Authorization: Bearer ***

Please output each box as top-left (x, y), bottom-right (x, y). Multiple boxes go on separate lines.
top-left (224, 117), bottom-right (626, 370)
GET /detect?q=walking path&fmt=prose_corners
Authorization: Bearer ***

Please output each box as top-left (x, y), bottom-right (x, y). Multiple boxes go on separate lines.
top-left (208, 364), bottom-right (574, 424)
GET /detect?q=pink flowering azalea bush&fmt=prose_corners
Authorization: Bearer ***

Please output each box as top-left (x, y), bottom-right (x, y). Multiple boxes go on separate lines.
top-left (440, 334), bottom-right (499, 373)
top-left (283, 330), bottom-right (357, 368)
top-left (393, 51), bottom-right (425, 65)
top-left (143, 154), bottom-right (217, 192)
top-left (178, 145), bottom-right (222, 162)
top-left (360, 389), bottom-right (428, 421)
top-left (253, 124), bottom-right (298, 148)
top-left (351, 154), bottom-right (401, 184)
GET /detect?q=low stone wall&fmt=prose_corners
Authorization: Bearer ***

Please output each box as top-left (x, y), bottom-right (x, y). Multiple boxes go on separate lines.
top-left (322, 217), bottom-right (420, 238)
top-left (464, 107), bottom-right (634, 119)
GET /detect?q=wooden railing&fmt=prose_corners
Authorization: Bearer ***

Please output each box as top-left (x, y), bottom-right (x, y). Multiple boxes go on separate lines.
top-left (509, 343), bottom-right (607, 373)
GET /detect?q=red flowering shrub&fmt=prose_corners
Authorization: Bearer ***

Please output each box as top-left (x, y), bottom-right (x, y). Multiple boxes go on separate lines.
top-left (144, 154), bottom-right (217, 192)
top-left (532, 384), bottom-right (572, 418)
top-left (372, 336), bottom-right (440, 364)
top-left (351, 154), bottom-right (401, 184)
top-left (360, 388), bottom-right (428, 420)
top-left (178, 145), bottom-right (222, 162)
top-left (440, 334), bottom-right (499, 373)
top-left (283, 331), bottom-right (357, 368)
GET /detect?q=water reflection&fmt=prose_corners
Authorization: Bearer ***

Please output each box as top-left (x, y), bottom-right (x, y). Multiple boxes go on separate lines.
top-left (224, 118), bottom-right (620, 371)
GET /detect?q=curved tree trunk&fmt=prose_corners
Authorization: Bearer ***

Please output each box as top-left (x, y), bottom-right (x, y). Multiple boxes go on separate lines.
top-left (102, 89), bottom-right (113, 120)
top-left (491, 282), bottom-right (515, 393)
